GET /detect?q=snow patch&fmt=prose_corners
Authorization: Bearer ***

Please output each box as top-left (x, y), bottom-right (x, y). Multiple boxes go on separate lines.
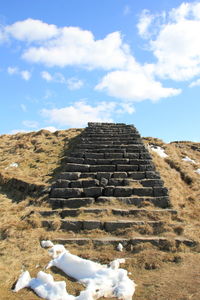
top-left (182, 156), bottom-right (196, 164)
top-left (195, 168), bottom-right (200, 174)
top-left (5, 162), bottom-right (19, 169)
top-left (41, 240), bottom-right (54, 248)
top-left (149, 145), bottom-right (168, 158)
top-left (117, 243), bottom-right (123, 252)
top-left (14, 242), bottom-right (136, 300)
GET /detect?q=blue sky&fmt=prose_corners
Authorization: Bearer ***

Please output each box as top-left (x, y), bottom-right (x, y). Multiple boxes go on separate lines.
top-left (0, 0), bottom-right (200, 142)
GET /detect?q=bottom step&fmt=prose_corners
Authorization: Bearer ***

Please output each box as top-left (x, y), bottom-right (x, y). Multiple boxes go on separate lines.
top-left (51, 236), bottom-right (196, 251)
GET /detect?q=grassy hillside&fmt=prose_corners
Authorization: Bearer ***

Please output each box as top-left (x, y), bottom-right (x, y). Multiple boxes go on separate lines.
top-left (0, 129), bottom-right (199, 300)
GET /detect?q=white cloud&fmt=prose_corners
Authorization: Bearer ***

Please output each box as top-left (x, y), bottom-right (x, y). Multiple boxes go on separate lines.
top-left (95, 65), bottom-right (181, 101)
top-left (41, 101), bottom-right (116, 127)
top-left (6, 18), bottom-right (58, 42)
top-left (41, 71), bottom-right (83, 90)
top-left (7, 66), bottom-right (18, 75)
top-left (21, 70), bottom-right (31, 80)
top-left (22, 120), bottom-right (39, 128)
top-left (139, 2), bottom-right (200, 81)
top-left (189, 78), bottom-right (200, 87)
top-left (20, 25), bottom-right (131, 70)
top-left (7, 66), bottom-right (31, 80)
top-left (66, 77), bottom-right (83, 90)
top-left (20, 104), bottom-right (27, 112)
top-left (123, 5), bottom-right (131, 16)
top-left (137, 10), bottom-right (154, 38)
top-left (41, 71), bottom-right (53, 81)
top-left (116, 103), bottom-right (135, 114)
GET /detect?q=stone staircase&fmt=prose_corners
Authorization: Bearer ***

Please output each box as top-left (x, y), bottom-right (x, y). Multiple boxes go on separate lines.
top-left (40, 123), bottom-right (196, 251)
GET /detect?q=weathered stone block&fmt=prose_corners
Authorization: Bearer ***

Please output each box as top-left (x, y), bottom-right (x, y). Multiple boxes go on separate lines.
top-left (58, 172), bottom-right (81, 180)
top-left (105, 153), bottom-right (123, 158)
top-left (83, 221), bottom-right (102, 230)
top-left (108, 179), bottom-right (124, 186)
top-left (103, 186), bottom-right (114, 196)
top-left (139, 164), bottom-right (155, 171)
top-left (96, 172), bottom-right (112, 179)
top-left (84, 187), bottom-right (103, 197)
top-left (61, 220), bottom-right (83, 231)
top-left (80, 172), bottom-right (96, 179)
top-left (90, 165), bottom-right (116, 172)
top-left (140, 152), bottom-right (152, 159)
top-left (140, 179), bottom-right (164, 187)
top-left (145, 171), bottom-right (160, 179)
top-left (153, 187), bottom-right (169, 197)
top-left (96, 196), bottom-right (115, 203)
top-left (133, 188), bottom-right (153, 196)
top-left (114, 187), bottom-right (133, 197)
top-left (117, 165), bottom-right (138, 172)
top-left (112, 172), bottom-right (127, 178)
top-left (50, 188), bottom-right (83, 198)
top-left (85, 153), bottom-right (104, 159)
top-left (104, 221), bottom-right (144, 232)
top-left (53, 180), bottom-right (70, 188)
top-left (128, 172), bottom-right (146, 180)
top-left (65, 157), bottom-right (84, 164)
top-left (70, 181), bottom-right (83, 188)
top-left (124, 153), bottom-right (140, 158)
top-left (65, 163), bottom-right (90, 172)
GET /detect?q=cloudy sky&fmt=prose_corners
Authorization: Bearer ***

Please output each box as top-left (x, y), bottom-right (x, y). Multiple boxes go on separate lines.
top-left (0, 0), bottom-right (200, 141)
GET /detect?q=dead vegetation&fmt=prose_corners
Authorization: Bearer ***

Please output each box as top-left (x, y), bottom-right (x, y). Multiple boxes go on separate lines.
top-left (0, 131), bottom-right (200, 299)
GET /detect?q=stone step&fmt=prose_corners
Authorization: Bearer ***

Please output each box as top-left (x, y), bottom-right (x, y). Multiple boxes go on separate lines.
top-left (39, 208), bottom-right (177, 219)
top-left (53, 179), bottom-right (100, 188)
top-left (42, 219), bottom-right (164, 232)
top-left (77, 141), bottom-right (142, 148)
top-left (49, 194), bottom-right (170, 209)
top-left (112, 208), bottom-right (177, 217)
top-left (49, 197), bottom-right (95, 209)
top-left (39, 208), bottom-right (108, 218)
top-left (65, 157), bottom-right (131, 165)
top-left (50, 186), bottom-right (168, 199)
top-left (51, 236), bottom-right (196, 250)
top-left (57, 171), bottom-right (138, 180)
top-left (77, 146), bottom-right (146, 153)
top-left (70, 151), bottom-right (150, 159)
top-left (96, 196), bottom-right (170, 208)
top-left (80, 134), bottom-right (140, 139)
top-left (57, 171), bottom-right (161, 182)
top-left (140, 179), bottom-right (164, 187)
top-left (79, 138), bottom-right (141, 144)
top-left (63, 163), bottom-right (154, 173)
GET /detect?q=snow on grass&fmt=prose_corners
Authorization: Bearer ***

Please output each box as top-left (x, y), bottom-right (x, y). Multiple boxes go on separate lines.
top-left (117, 243), bottom-right (123, 252)
top-left (149, 145), bottom-right (168, 158)
top-left (5, 162), bottom-right (19, 169)
top-left (14, 241), bottom-right (136, 300)
top-left (41, 240), bottom-right (54, 248)
top-left (195, 169), bottom-right (200, 174)
top-left (182, 156), bottom-right (196, 164)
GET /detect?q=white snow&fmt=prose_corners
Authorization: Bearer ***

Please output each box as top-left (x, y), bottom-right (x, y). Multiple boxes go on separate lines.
top-left (14, 242), bottom-right (136, 300)
top-left (41, 240), bottom-right (54, 248)
top-left (109, 258), bottom-right (125, 270)
top-left (182, 156), bottom-right (196, 164)
top-left (48, 244), bottom-right (66, 258)
top-left (5, 162), bottom-right (19, 169)
top-left (117, 243), bottom-right (123, 252)
top-left (14, 271), bottom-right (31, 292)
top-left (149, 145), bottom-right (168, 158)
top-left (195, 168), bottom-right (200, 174)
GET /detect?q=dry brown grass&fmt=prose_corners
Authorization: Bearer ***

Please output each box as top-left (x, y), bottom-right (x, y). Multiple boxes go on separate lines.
top-left (0, 131), bottom-right (200, 299)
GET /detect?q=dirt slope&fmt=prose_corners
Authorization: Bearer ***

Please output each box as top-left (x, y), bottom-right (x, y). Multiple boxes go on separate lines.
top-left (0, 129), bottom-right (199, 300)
